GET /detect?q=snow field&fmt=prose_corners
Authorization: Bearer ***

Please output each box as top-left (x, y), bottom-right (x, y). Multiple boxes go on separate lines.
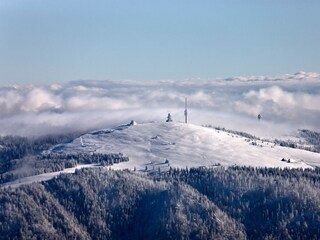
top-left (58, 122), bottom-right (320, 171)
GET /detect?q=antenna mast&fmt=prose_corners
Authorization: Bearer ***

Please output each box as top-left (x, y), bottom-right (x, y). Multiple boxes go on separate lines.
top-left (184, 97), bottom-right (188, 124)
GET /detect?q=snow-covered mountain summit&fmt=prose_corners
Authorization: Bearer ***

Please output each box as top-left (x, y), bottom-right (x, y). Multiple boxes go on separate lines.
top-left (51, 122), bottom-right (320, 170)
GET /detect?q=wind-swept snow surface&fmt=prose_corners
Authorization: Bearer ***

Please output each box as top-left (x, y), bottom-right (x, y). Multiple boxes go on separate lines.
top-left (52, 122), bottom-right (320, 170)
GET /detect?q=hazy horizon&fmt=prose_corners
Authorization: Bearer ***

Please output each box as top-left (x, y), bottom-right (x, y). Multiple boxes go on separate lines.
top-left (1, 1), bottom-right (320, 85)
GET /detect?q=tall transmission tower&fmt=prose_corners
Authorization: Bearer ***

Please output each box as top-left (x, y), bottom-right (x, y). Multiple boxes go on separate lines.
top-left (184, 98), bottom-right (188, 124)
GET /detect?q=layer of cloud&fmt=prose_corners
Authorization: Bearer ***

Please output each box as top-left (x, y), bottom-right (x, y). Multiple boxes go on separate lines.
top-left (235, 86), bottom-right (320, 125)
top-left (0, 72), bottom-right (319, 137)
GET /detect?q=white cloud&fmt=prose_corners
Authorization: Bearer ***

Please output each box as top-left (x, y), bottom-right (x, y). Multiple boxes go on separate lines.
top-left (21, 88), bottom-right (62, 112)
top-left (65, 96), bottom-right (138, 111)
top-left (188, 91), bottom-right (215, 108)
top-left (0, 72), bottom-right (319, 137)
top-left (235, 86), bottom-right (320, 124)
top-left (50, 83), bottom-right (62, 91)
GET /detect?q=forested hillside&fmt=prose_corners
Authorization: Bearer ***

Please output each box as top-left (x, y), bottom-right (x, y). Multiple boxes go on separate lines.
top-left (0, 133), bottom-right (82, 161)
top-left (0, 169), bottom-right (245, 240)
top-left (299, 129), bottom-right (320, 152)
top-left (0, 133), bottom-right (82, 183)
top-left (162, 167), bottom-right (320, 239)
top-left (0, 131), bottom-right (129, 184)
top-left (1, 167), bottom-right (320, 239)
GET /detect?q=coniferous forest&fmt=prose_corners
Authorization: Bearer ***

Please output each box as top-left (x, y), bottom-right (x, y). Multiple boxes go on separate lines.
top-left (1, 166), bottom-right (320, 240)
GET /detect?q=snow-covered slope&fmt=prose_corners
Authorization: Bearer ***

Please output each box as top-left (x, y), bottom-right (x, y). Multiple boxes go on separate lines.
top-left (1, 164), bottom-right (99, 188)
top-left (52, 122), bottom-right (320, 170)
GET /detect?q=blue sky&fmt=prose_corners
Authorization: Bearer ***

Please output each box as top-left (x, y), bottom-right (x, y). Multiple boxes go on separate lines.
top-left (1, 0), bottom-right (320, 84)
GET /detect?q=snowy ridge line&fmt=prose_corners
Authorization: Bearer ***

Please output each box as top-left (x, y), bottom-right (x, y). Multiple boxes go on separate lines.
top-left (51, 122), bottom-right (320, 171)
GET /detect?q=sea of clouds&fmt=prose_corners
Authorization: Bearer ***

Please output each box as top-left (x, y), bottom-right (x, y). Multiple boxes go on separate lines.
top-left (0, 71), bottom-right (319, 138)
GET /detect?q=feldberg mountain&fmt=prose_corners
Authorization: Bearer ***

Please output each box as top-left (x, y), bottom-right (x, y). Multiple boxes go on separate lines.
top-left (1, 121), bottom-right (320, 239)
top-left (51, 121), bottom-right (320, 171)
